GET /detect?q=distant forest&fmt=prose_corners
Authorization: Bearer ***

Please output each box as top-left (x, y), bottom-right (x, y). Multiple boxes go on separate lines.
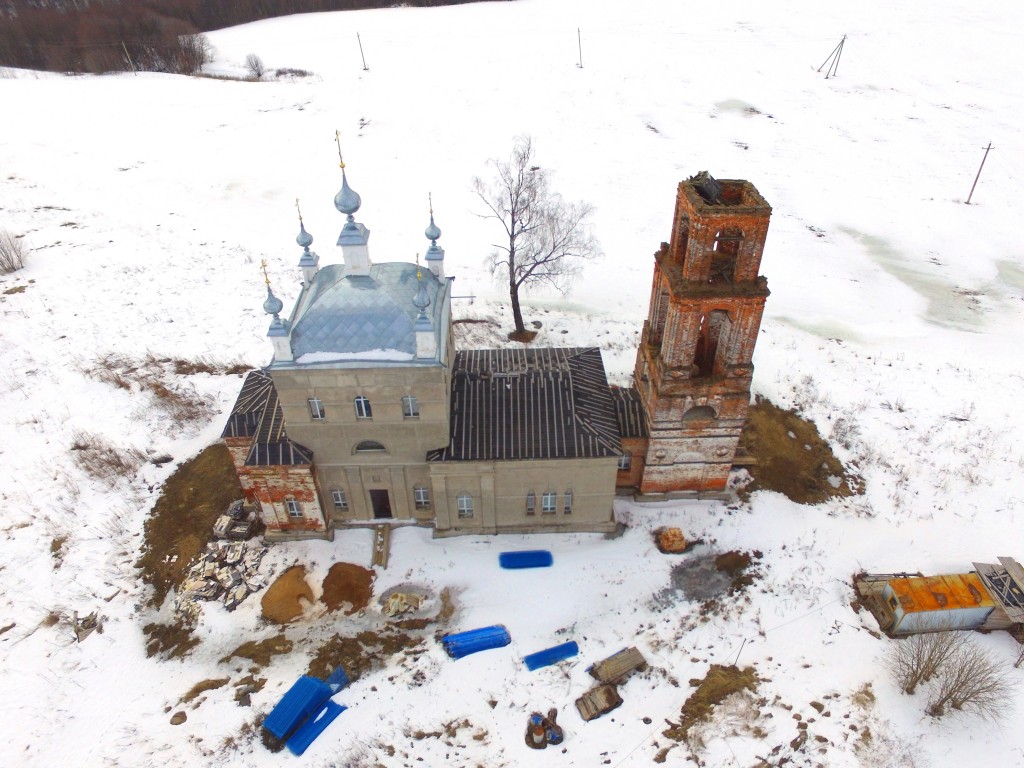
top-left (0, 0), bottom-right (499, 74)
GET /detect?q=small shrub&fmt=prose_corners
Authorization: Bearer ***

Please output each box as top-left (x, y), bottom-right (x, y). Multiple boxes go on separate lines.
top-left (0, 229), bottom-right (27, 273)
top-left (273, 67), bottom-right (313, 78)
top-left (245, 53), bottom-right (265, 79)
top-left (886, 631), bottom-right (960, 694)
top-left (925, 636), bottom-right (1015, 719)
top-left (70, 429), bottom-right (145, 488)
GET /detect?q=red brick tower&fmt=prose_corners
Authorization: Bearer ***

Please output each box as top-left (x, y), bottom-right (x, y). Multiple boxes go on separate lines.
top-left (634, 173), bottom-right (771, 494)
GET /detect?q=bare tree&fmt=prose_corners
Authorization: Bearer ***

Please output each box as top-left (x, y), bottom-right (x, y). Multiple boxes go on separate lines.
top-left (0, 229), bottom-right (27, 273)
top-left (245, 53), bottom-right (265, 79)
top-left (174, 33), bottom-right (211, 76)
top-left (924, 634), bottom-right (1015, 719)
top-left (886, 629), bottom-right (960, 694)
top-left (473, 135), bottom-right (601, 339)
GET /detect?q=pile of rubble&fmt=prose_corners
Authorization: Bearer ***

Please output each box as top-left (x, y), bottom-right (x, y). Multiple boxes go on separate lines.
top-left (174, 540), bottom-right (268, 623)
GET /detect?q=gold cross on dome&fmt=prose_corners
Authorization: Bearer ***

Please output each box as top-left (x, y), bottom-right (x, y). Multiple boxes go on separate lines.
top-left (260, 259), bottom-right (271, 286)
top-left (335, 130), bottom-right (345, 169)
top-left (295, 198), bottom-right (303, 222)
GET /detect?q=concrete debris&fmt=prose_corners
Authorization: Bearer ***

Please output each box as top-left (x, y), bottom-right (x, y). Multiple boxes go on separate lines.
top-left (382, 592), bottom-right (424, 617)
top-left (72, 610), bottom-right (104, 642)
top-left (213, 499), bottom-right (259, 541)
top-left (173, 540), bottom-right (269, 623)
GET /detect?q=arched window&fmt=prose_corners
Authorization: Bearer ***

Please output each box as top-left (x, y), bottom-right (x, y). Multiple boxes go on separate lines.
top-left (354, 396), bottom-right (372, 419)
top-left (354, 440), bottom-right (386, 453)
top-left (692, 310), bottom-right (732, 377)
top-left (710, 227), bottom-right (743, 283)
top-left (682, 405), bottom-right (717, 422)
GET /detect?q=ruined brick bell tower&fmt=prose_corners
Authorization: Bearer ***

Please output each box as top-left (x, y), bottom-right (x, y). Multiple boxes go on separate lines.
top-left (634, 172), bottom-right (771, 494)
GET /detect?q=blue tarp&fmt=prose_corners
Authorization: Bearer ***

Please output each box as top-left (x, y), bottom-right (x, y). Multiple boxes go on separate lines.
top-left (524, 641), bottom-right (579, 671)
top-left (325, 666), bottom-right (349, 692)
top-left (499, 550), bottom-right (554, 569)
top-left (286, 701), bottom-right (347, 756)
top-left (441, 624), bottom-right (511, 659)
top-left (264, 676), bottom-right (333, 740)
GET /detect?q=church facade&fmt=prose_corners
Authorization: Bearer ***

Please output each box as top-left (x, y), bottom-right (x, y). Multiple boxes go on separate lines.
top-left (223, 162), bottom-right (770, 541)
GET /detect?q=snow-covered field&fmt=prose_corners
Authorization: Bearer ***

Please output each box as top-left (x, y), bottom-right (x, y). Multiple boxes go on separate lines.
top-left (2, 0), bottom-right (1024, 765)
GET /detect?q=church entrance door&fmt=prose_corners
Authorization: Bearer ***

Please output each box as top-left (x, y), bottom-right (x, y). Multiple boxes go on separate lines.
top-left (369, 489), bottom-right (392, 519)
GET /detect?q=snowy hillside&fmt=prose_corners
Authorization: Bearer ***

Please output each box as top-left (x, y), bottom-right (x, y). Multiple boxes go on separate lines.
top-left (1, 0), bottom-right (1024, 765)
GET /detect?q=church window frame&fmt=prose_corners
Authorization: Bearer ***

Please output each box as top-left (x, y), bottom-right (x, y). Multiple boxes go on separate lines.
top-left (456, 494), bottom-right (474, 518)
top-left (402, 394), bottom-right (420, 419)
top-left (617, 454), bottom-right (632, 471)
top-left (354, 395), bottom-right (372, 419)
top-left (541, 492), bottom-right (557, 515)
top-left (285, 498), bottom-right (302, 518)
top-left (563, 490), bottom-right (573, 515)
top-left (525, 491), bottom-right (536, 516)
top-left (331, 488), bottom-right (348, 510)
top-left (308, 397), bottom-right (326, 420)
top-left (354, 440), bottom-right (387, 453)
top-left (414, 486), bottom-right (431, 510)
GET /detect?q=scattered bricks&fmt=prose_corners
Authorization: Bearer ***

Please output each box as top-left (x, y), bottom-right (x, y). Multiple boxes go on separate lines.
top-left (225, 542), bottom-right (245, 565)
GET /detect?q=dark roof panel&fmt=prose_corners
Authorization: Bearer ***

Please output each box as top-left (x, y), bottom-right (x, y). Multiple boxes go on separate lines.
top-left (429, 347), bottom-right (621, 462)
top-left (223, 370), bottom-right (315, 467)
top-left (610, 386), bottom-right (648, 439)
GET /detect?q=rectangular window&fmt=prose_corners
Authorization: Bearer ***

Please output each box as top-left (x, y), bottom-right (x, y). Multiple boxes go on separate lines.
top-left (414, 486), bottom-right (431, 510)
top-left (402, 394), bottom-right (420, 419)
top-left (457, 494), bottom-right (473, 518)
top-left (285, 499), bottom-right (302, 518)
top-left (354, 396), bottom-right (372, 419)
top-left (563, 490), bottom-right (573, 515)
top-left (617, 454), bottom-right (632, 471)
top-left (308, 397), bottom-right (325, 420)
top-left (331, 488), bottom-right (347, 510)
top-left (525, 491), bottom-right (536, 516)
top-left (541, 492), bottom-right (557, 515)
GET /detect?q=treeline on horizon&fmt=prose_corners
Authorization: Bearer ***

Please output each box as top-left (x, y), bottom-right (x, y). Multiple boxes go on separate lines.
top-left (0, 0), bottom-right (498, 74)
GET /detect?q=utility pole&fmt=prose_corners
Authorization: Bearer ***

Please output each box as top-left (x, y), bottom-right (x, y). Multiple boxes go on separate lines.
top-left (966, 142), bottom-right (993, 205)
top-left (357, 33), bottom-right (369, 71)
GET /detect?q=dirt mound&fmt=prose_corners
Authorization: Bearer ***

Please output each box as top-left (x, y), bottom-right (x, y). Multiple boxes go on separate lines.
top-left (261, 566), bottom-right (314, 624)
top-left (738, 397), bottom-right (857, 504)
top-left (321, 562), bottom-right (375, 615)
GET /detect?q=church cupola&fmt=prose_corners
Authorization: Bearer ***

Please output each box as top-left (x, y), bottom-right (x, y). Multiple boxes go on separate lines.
top-left (261, 261), bottom-right (293, 363)
top-left (294, 200), bottom-right (319, 284)
top-left (424, 194), bottom-right (445, 280)
top-left (333, 133), bottom-right (371, 275)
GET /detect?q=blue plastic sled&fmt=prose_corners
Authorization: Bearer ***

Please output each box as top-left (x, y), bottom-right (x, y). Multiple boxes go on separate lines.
top-left (441, 625), bottom-right (512, 659)
top-left (499, 550), bottom-right (554, 569)
top-left (264, 676), bottom-right (333, 740)
top-left (286, 701), bottom-right (347, 756)
top-left (524, 641), bottom-right (579, 671)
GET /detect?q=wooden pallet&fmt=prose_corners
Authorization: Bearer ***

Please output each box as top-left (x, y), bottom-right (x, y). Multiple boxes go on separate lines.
top-left (371, 524), bottom-right (390, 569)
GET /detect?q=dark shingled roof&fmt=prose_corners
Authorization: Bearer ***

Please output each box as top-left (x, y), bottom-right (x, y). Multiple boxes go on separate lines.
top-left (222, 370), bottom-right (313, 467)
top-left (429, 347), bottom-right (622, 462)
top-left (610, 386), bottom-right (648, 439)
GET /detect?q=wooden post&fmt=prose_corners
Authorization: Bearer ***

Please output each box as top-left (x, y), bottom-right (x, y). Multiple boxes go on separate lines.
top-left (966, 142), bottom-right (993, 205)
top-left (121, 41), bottom-right (137, 76)
top-left (357, 32), bottom-right (369, 71)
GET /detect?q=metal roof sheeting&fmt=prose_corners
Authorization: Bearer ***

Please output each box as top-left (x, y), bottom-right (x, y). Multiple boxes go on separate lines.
top-left (610, 386), bottom-right (648, 438)
top-left (222, 370), bottom-right (315, 467)
top-left (263, 676), bottom-right (333, 740)
top-left (290, 263), bottom-right (446, 361)
top-left (887, 574), bottom-right (994, 614)
top-left (429, 348), bottom-right (622, 462)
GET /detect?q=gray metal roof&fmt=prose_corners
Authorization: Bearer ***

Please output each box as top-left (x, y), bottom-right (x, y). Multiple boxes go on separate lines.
top-left (429, 347), bottom-right (622, 462)
top-left (610, 386), bottom-right (648, 439)
top-left (222, 370), bottom-right (313, 467)
top-left (289, 262), bottom-right (447, 362)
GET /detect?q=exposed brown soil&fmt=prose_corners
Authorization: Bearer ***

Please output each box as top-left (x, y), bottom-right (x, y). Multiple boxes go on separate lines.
top-left (307, 628), bottom-right (427, 684)
top-left (321, 563), bottom-right (375, 615)
top-left (261, 566), bottom-right (314, 624)
top-left (507, 329), bottom-right (538, 343)
top-left (664, 664), bottom-right (760, 743)
top-left (221, 633), bottom-right (294, 667)
top-left (738, 397), bottom-right (856, 504)
top-left (180, 677), bottom-right (230, 704)
top-left (137, 443), bottom-right (243, 607)
top-left (143, 621), bottom-right (201, 659)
